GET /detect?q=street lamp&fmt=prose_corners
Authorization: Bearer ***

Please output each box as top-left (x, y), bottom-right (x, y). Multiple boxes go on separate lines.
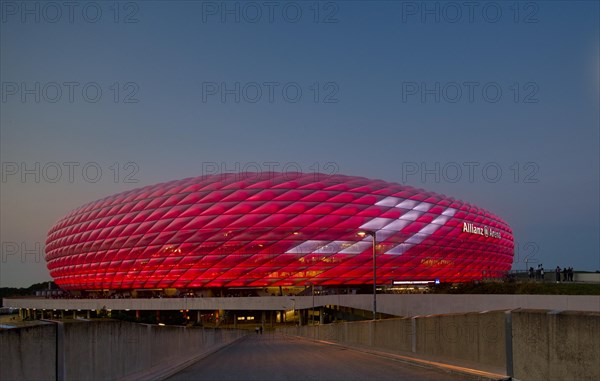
top-left (306, 282), bottom-right (315, 325)
top-left (290, 297), bottom-right (296, 326)
top-left (358, 230), bottom-right (377, 320)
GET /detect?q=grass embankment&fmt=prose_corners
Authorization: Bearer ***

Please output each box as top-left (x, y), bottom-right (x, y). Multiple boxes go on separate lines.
top-left (431, 281), bottom-right (600, 295)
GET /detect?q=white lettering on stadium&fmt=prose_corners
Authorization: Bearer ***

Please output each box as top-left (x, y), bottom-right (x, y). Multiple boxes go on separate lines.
top-left (462, 222), bottom-right (501, 239)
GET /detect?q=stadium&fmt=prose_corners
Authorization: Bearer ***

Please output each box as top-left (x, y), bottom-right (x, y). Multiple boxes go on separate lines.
top-left (45, 172), bottom-right (514, 292)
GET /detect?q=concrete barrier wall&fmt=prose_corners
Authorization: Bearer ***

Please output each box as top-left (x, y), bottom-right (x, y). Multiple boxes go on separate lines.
top-left (1, 320), bottom-right (247, 381)
top-left (0, 323), bottom-right (56, 381)
top-left (373, 318), bottom-right (413, 353)
top-left (4, 311), bottom-right (599, 380)
top-left (279, 310), bottom-right (600, 380)
top-left (574, 273), bottom-right (600, 283)
top-left (416, 312), bottom-right (506, 371)
top-left (512, 310), bottom-right (600, 381)
top-left (279, 311), bottom-right (507, 373)
top-left (6, 294), bottom-right (600, 316)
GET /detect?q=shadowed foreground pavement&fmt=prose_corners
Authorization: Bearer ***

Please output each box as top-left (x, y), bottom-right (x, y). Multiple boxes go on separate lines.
top-left (166, 333), bottom-right (474, 381)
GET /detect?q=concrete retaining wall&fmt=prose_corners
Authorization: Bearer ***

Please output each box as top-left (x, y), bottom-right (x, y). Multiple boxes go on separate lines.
top-left (6, 294), bottom-right (600, 316)
top-left (0, 322), bottom-right (56, 381)
top-left (512, 310), bottom-right (600, 381)
top-left (4, 310), bottom-right (599, 381)
top-left (279, 311), bottom-right (507, 374)
top-left (574, 273), bottom-right (600, 283)
top-left (0, 320), bottom-right (247, 381)
top-left (416, 311), bottom-right (506, 371)
top-left (279, 310), bottom-right (600, 381)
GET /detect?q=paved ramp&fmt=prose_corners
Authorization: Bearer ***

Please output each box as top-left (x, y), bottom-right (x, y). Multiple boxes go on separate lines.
top-left (166, 333), bottom-right (474, 381)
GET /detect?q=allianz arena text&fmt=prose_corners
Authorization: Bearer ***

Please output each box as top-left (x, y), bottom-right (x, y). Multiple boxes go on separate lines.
top-left (45, 172), bottom-right (514, 290)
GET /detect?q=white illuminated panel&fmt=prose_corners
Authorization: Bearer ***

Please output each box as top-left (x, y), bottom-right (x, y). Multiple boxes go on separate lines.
top-left (396, 199), bottom-right (419, 210)
top-left (375, 196), bottom-right (401, 207)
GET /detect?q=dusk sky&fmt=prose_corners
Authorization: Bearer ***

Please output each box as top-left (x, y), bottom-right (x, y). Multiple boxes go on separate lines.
top-left (1, 0), bottom-right (599, 287)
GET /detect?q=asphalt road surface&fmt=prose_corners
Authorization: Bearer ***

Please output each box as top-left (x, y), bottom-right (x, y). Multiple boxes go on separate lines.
top-left (166, 333), bottom-right (474, 381)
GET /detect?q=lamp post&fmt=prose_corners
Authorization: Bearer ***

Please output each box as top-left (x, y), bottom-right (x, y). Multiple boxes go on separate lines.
top-left (358, 230), bottom-right (377, 320)
top-left (290, 297), bottom-right (296, 326)
top-left (312, 283), bottom-right (315, 325)
top-left (307, 282), bottom-right (315, 325)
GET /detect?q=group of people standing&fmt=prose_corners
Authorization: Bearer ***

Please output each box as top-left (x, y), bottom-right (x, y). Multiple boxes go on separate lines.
top-left (528, 264), bottom-right (576, 282)
top-left (555, 266), bottom-right (575, 282)
top-left (528, 265), bottom-right (546, 280)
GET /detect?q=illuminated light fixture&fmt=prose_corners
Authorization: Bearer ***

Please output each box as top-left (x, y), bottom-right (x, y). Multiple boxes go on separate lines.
top-left (393, 280), bottom-right (436, 285)
top-left (158, 323), bottom-right (165, 326)
top-left (358, 230), bottom-right (377, 320)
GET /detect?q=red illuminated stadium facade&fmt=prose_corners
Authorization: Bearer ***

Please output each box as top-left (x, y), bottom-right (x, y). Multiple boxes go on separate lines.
top-left (45, 172), bottom-right (514, 291)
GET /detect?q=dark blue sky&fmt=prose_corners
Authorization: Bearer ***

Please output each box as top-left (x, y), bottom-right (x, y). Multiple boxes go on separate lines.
top-left (1, 1), bottom-right (598, 286)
